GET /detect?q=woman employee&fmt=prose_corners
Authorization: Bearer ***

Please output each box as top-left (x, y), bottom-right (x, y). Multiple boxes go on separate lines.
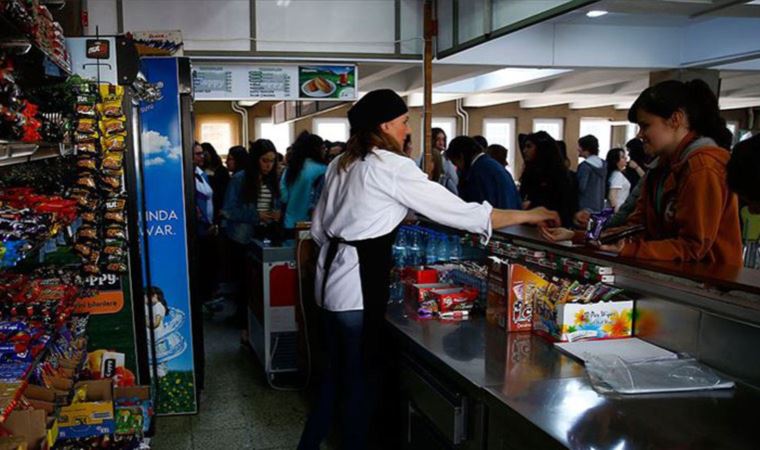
top-left (298, 89), bottom-right (559, 450)
top-left (542, 79), bottom-right (741, 265)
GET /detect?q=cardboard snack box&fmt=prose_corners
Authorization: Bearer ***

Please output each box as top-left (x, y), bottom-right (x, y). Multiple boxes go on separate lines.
top-left (57, 380), bottom-right (115, 440)
top-left (533, 296), bottom-right (634, 342)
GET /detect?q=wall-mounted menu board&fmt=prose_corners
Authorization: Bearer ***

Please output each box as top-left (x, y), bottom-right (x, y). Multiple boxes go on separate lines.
top-left (192, 63), bottom-right (357, 101)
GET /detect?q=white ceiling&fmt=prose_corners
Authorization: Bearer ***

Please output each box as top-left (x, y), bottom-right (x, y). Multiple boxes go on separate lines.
top-left (358, 0), bottom-right (760, 111)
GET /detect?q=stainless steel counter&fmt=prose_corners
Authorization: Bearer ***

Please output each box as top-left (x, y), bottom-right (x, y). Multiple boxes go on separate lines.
top-left (386, 303), bottom-right (758, 449)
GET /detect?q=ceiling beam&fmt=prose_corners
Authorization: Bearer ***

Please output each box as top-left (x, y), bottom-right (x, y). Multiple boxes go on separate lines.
top-left (569, 96), bottom-right (638, 110)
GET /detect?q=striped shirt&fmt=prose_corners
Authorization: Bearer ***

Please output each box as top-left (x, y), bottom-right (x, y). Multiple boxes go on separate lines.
top-left (257, 184), bottom-right (272, 212)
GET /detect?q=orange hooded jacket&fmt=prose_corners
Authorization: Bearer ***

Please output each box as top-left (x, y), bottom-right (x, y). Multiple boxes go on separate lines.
top-left (620, 133), bottom-right (742, 265)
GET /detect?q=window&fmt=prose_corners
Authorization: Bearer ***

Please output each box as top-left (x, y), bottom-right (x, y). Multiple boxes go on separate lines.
top-left (482, 118), bottom-right (516, 173)
top-left (532, 118), bottom-right (564, 141)
top-left (313, 118), bottom-right (350, 143)
top-left (579, 118), bottom-right (612, 160)
top-left (255, 118), bottom-right (293, 154)
top-left (431, 117), bottom-right (457, 143)
top-left (727, 121), bottom-right (739, 145)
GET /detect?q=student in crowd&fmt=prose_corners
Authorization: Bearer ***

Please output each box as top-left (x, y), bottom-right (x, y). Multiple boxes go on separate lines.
top-left (221, 139), bottom-right (281, 335)
top-left (727, 133), bottom-right (760, 242)
top-left (299, 89), bottom-right (559, 450)
top-left (281, 131), bottom-right (327, 230)
top-left (435, 128), bottom-right (460, 194)
top-left (472, 135), bottom-right (488, 150)
top-left (519, 131), bottom-right (577, 226)
top-left (624, 138), bottom-right (647, 187)
top-left (486, 144), bottom-right (508, 168)
top-left (606, 148), bottom-right (631, 212)
top-left (543, 79), bottom-right (741, 265)
top-left (191, 142), bottom-right (212, 389)
top-left (577, 134), bottom-right (607, 213)
top-left (447, 136), bottom-right (521, 210)
top-left (201, 143), bottom-right (229, 224)
top-left (325, 141), bottom-right (347, 163)
top-left (225, 145), bottom-right (250, 175)
top-left (557, 140), bottom-right (578, 199)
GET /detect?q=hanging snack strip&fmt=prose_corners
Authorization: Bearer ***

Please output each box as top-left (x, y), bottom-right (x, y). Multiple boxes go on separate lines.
top-left (97, 85), bottom-right (128, 274)
top-left (72, 83), bottom-right (102, 275)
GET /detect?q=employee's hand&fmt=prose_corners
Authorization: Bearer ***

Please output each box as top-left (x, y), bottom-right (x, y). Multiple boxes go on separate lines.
top-left (259, 211), bottom-right (274, 223)
top-left (539, 226), bottom-right (575, 242)
top-left (269, 210), bottom-right (282, 222)
top-left (525, 207), bottom-right (560, 227)
top-left (573, 210), bottom-right (591, 228)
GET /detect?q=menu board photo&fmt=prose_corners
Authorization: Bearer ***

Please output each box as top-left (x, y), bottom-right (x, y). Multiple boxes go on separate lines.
top-left (298, 65), bottom-right (356, 100)
top-left (193, 63), bottom-right (357, 101)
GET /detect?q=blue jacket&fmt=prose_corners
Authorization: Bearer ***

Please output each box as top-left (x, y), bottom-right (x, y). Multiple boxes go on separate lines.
top-left (459, 154), bottom-right (522, 210)
top-left (221, 171), bottom-right (280, 244)
top-left (280, 159), bottom-right (327, 229)
top-left (577, 155), bottom-right (607, 212)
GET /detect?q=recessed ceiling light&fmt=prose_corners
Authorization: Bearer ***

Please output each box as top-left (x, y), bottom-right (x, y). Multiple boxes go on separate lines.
top-left (586, 10), bottom-right (609, 18)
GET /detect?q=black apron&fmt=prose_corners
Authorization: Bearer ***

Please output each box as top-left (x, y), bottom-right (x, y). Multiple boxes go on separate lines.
top-left (321, 229), bottom-right (397, 366)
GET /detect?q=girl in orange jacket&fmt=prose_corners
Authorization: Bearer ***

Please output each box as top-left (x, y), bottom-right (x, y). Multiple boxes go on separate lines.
top-left (542, 79), bottom-right (742, 266)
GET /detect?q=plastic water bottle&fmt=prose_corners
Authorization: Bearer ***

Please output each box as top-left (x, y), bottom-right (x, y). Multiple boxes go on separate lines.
top-left (436, 233), bottom-right (450, 263)
top-left (425, 231), bottom-right (437, 265)
top-left (449, 235), bottom-right (462, 261)
top-left (409, 232), bottom-right (422, 266)
top-left (393, 231), bottom-right (407, 267)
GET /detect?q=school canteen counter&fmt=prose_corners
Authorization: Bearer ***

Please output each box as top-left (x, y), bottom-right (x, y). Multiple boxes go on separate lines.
top-left (386, 225), bottom-right (760, 449)
top-left (386, 303), bottom-right (757, 450)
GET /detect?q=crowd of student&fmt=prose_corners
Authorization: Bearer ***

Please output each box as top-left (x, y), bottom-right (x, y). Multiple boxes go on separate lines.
top-left (191, 79), bottom-right (760, 328)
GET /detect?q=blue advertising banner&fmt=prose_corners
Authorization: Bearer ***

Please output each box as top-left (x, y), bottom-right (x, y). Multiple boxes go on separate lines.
top-left (138, 57), bottom-right (197, 415)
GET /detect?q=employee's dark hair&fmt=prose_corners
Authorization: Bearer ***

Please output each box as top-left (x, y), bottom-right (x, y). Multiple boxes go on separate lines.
top-left (243, 139), bottom-right (279, 204)
top-left (147, 286), bottom-right (168, 311)
top-left (227, 145), bottom-right (249, 174)
top-left (286, 131), bottom-right (324, 186)
top-left (447, 136), bottom-right (483, 172)
top-left (201, 142), bottom-right (223, 169)
top-left (521, 131), bottom-right (567, 182)
top-left (625, 138), bottom-right (646, 167)
top-left (472, 135), bottom-right (488, 150)
top-left (578, 135), bottom-right (600, 155)
top-left (627, 79), bottom-right (732, 149)
top-left (605, 148), bottom-right (626, 195)
top-left (727, 133), bottom-right (760, 203)
top-left (486, 144), bottom-right (508, 167)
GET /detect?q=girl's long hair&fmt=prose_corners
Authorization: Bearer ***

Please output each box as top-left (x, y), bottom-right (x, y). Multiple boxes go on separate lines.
top-left (243, 139), bottom-right (280, 205)
top-left (628, 79), bottom-right (732, 149)
top-left (285, 131), bottom-right (324, 186)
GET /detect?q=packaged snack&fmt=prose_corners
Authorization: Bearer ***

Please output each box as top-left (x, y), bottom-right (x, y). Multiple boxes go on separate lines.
top-left (100, 175), bottom-right (122, 191)
top-left (101, 152), bottom-right (124, 170)
top-left (102, 135), bottom-right (126, 152)
top-left (100, 118), bottom-right (126, 136)
top-left (105, 196), bottom-right (126, 212)
top-left (75, 142), bottom-right (98, 154)
top-left (105, 262), bottom-right (127, 273)
top-left (76, 103), bottom-right (97, 117)
top-left (76, 118), bottom-right (97, 134)
top-left (104, 211), bottom-right (126, 224)
top-left (105, 226), bottom-right (126, 240)
top-left (98, 100), bottom-right (124, 118)
top-left (76, 156), bottom-right (97, 171)
top-left (77, 227), bottom-right (98, 240)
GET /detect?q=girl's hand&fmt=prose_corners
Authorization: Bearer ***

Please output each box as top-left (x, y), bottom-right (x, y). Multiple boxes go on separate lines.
top-left (539, 226), bottom-right (575, 242)
top-left (592, 239), bottom-right (627, 254)
top-left (573, 210), bottom-right (591, 228)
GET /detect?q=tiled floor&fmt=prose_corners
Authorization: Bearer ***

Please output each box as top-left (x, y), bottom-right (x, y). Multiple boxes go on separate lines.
top-left (150, 301), bottom-right (311, 450)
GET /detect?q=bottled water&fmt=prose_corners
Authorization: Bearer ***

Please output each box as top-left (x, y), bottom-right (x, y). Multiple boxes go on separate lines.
top-left (425, 231), bottom-right (437, 265)
top-left (449, 235), bottom-right (462, 261)
top-left (409, 232), bottom-right (422, 266)
top-left (393, 230), bottom-right (407, 267)
top-left (436, 233), bottom-right (449, 262)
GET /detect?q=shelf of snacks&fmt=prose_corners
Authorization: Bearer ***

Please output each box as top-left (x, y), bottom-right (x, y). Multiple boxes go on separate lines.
top-left (0, 0), bottom-right (72, 78)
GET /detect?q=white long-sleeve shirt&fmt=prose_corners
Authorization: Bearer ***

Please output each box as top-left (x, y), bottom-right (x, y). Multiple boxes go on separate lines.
top-left (311, 148), bottom-right (493, 312)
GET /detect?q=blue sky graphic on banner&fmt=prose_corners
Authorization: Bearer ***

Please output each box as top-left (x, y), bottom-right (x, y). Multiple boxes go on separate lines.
top-left (139, 57), bottom-right (197, 414)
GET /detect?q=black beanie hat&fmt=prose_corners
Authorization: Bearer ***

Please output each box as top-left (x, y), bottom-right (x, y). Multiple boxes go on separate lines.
top-left (348, 89), bottom-right (408, 133)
